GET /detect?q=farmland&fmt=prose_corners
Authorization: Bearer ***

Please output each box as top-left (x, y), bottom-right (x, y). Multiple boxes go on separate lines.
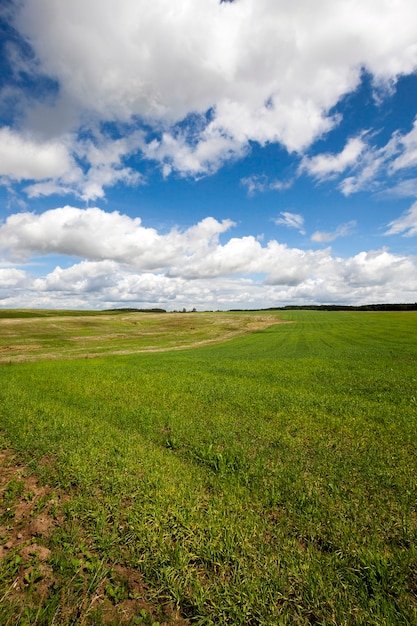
top-left (0, 310), bottom-right (416, 624)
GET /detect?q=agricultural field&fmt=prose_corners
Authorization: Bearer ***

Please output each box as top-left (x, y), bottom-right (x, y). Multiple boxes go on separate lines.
top-left (0, 309), bottom-right (280, 362)
top-left (0, 309), bottom-right (416, 625)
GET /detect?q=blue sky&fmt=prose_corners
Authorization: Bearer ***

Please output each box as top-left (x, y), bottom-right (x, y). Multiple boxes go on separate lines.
top-left (0, 0), bottom-right (417, 310)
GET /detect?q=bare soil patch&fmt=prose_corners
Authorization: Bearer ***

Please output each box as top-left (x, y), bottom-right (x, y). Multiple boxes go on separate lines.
top-left (0, 446), bottom-right (188, 624)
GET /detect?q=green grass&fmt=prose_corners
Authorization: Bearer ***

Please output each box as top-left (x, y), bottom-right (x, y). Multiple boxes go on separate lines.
top-left (0, 310), bottom-right (416, 624)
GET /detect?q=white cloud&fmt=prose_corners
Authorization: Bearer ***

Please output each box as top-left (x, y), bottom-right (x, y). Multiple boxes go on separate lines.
top-left (143, 127), bottom-right (246, 177)
top-left (241, 175), bottom-right (293, 195)
top-left (301, 137), bottom-right (365, 180)
top-left (311, 220), bottom-right (357, 243)
top-left (337, 117), bottom-right (417, 197)
top-left (23, 181), bottom-right (74, 198)
top-left (2, 245), bottom-right (415, 311)
top-left (0, 127), bottom-right (76, 181)
top-left (383, 178), bottom-right (417, 198)
top-left (72, 131), bottom-right (145, 200)
top-left (241, 175), bottom-right (268, 195)
top-left (0, 207), bottom-right (235, 270)
top-left (340, 248), bottom-right (416, 288)
top-left (0, 125), bottom-right (145, 201)
top-left (0, 267), bottom-right (28, 287)
top-left (256, 113), bottom-right (417, 199)
top-left (33, 260), bottom-right (119, 293)
top-left (1, 206), bottom-right (415, 310)
top-left (273, 212), bottom-right (305, 234)
top-left (3, 0), bottom-right (415, 183)
top-left (389, 119), bottom-right (417, 172)
top-left (270, 179), bottom-right (294, 192)
top-left (385, 203), bottom-right (417, 237)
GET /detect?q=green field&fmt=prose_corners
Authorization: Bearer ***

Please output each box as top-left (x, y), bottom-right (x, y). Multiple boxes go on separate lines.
top-left (0, 310), bottom-right (416, 625)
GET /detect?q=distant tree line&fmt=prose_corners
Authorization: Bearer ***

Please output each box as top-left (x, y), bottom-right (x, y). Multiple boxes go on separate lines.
top-left (230, 303), bottom-right (417, 312)
top-left (108, 303), bottom-right (417, 314)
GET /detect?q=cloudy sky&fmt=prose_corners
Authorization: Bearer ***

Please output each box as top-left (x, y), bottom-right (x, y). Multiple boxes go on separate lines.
top-left (1, 0), bottom-right (417, 310)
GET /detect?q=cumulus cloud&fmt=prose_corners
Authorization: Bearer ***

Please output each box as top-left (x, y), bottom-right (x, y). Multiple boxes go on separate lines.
top-left (0, 125), bottom-right (145, 200)
top-left (2, 245), bottom-right (415, 311)
top-left (273, 212), bottom-right (305, 234)
top-left (0, 0), bottom-right (414, 186)
top-left (311, 220), bottom-right (357, 243)
top-left (0, 206), bottom-right (415, 310)
top-left (0, 206), bottom-right (235, 269)
top-left (385, 203), bottom-right (417, 237)
top-left (0, 267), bottom-right (28, 287)
top-left (143, 127), bottom-right (246, 177)
top-left (340, 248), bottom-right (416, 288)
top-left (33, 260), bottom-right (120, 294)
top-left (0, 127), bottom-right (76, 181)
top-left (0, 207), bottom-right (162, 264)
top-left (2, 0), bottom-right (417, 309)
top-left (70, 130), bottom-right (145, 200)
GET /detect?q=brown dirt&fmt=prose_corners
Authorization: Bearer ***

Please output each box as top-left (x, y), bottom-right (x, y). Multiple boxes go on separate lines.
top-left (0, 449), bottom-right (58, 611)
top-left (0, 446), bottom-right (188, 625)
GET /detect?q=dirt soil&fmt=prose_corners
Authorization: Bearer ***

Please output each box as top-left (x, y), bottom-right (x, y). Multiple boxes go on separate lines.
top-left (0, 447), bottom-right (188, 625)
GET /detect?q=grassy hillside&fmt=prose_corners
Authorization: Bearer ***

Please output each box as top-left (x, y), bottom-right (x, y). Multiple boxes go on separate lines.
top-left (1, 310), bottom-right (416, 624)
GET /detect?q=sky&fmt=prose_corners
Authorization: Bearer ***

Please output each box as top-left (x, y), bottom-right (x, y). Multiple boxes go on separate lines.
top-left (0, 0), bottom-right (417, 311)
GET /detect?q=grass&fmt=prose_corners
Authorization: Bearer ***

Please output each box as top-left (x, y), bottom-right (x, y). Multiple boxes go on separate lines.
top-left (0, 310), bottom-right (416, 624)
top-left (0, 310), bottom-right (280, 362)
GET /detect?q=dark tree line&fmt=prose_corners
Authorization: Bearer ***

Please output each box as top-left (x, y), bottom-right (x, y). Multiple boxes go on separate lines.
top-left (230, 303), bottom-right (417, 312)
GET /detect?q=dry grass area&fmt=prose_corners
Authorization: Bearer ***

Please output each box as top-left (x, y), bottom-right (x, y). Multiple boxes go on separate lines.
top-left (0, 310), bottom-right (286, 363)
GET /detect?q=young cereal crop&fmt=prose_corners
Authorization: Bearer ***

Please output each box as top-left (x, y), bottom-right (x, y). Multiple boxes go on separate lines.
top-left (0, 310), bottom-right (416, 624)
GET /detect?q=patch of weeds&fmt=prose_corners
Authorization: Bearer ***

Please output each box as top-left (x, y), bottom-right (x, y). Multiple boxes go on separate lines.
top-left (23, 564), bottom-right (44, 588)
top-left (1, 478), bottom-right (25, 524)
top-left (135, 608), bottom-right (161, 625)
top-left (23, 490), bottom-right (35, 503)
top-left (191, 443), bottom-right (247, 475)
top-left (47, 541), bottom-right (111, 623)
top-left (3, 477), bottom-right (25, 504)
top-left (165, 436), bottom-right (181, 451)
top-left (105, 575), bottom-right (129, 604)
top-left (32, 492), bottom-right (52, 515)
top-left (0, 550), bottom-right (24, 584)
